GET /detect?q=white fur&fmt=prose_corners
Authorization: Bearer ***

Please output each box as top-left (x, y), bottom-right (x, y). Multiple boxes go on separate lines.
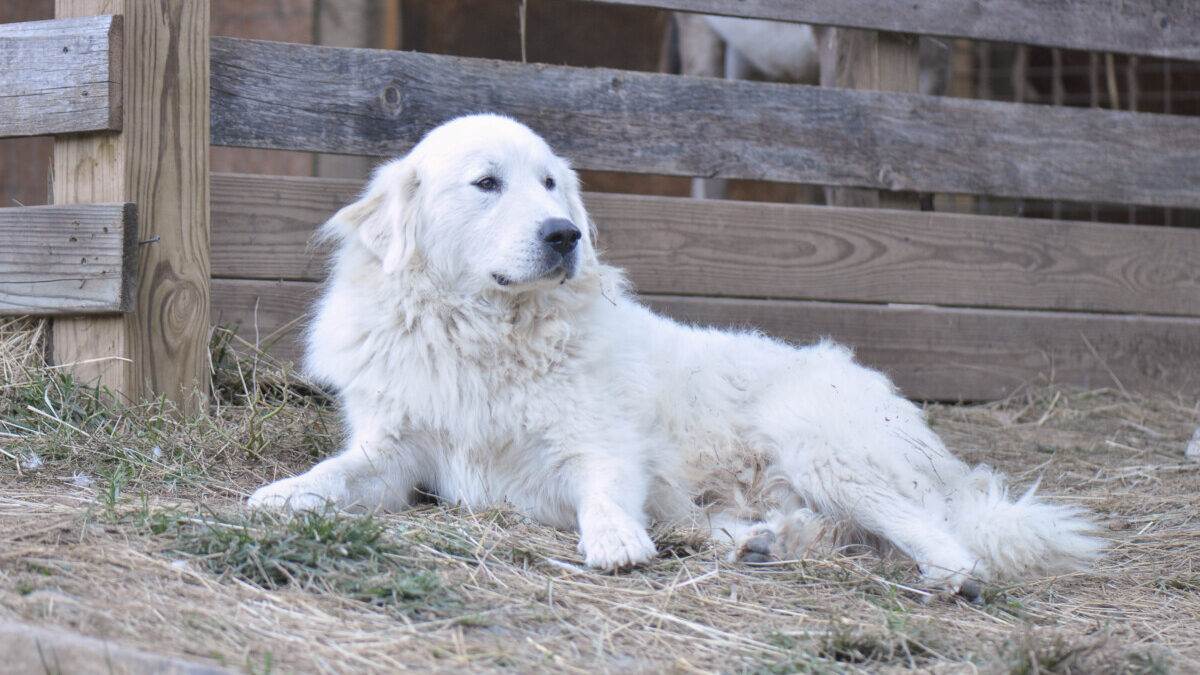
top-left (703, 16), bottom-right (819, 82)
top-left (249, 115), bottom-right (1102, 591)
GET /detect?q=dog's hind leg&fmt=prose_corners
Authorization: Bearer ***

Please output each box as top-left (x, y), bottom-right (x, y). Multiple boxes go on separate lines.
top-left (835, 486), bottom-right (983, 601)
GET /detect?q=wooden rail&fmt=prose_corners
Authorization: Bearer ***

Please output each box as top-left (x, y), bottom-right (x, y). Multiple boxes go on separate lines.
top-left (0, 203), bottom-right (136, 315)
top-left (211, 173), bottom-right (1200, 317)
top-left (209, 277), bottom-right (1200, 402)
top-left (581, 0), bottom-right (1200, 61)
top-left (210, 37), bottom-right (1200, 209)
top-left (0, 15), bottom-right (122, 138)
top-left (209, 173), bottom-right (1200, 400)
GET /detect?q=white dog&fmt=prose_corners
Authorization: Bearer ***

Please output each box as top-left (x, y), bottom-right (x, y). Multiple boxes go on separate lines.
top-left (250, 114), bottom-right (1101, 599)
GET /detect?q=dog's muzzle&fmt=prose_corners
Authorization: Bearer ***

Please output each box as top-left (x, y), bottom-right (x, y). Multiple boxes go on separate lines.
top-left (538, 218), bottom-right (580, 280)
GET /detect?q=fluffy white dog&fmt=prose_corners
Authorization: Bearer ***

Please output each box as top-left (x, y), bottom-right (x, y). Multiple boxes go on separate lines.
top-left (250, 114), bottom-right (1101, 599)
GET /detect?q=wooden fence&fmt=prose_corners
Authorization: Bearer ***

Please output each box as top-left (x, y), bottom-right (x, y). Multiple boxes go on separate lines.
top-left (2, 0), bottom-right (1199, 405)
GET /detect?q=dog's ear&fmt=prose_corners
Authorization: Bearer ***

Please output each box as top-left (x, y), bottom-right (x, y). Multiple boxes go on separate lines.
top-left (324, 159), bottom-right (420, 274)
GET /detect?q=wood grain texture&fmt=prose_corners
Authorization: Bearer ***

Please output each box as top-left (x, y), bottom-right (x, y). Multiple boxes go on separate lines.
top-left (209, 0), bottom-right (316, 178)
top-left (0, 0), bottom-right (53, 208)
top-left (0, 14), bottom-right (121, 138)
top-left (210, 174), bottom-right (1200, 317)
top-left (210, 278), bottom-right (1200, 401)
top-left (209, 37), bottom-right (1200, 209)
top-left (211, 173), bottom-right (357, 281)
top-left (0, 203), bottom-right (135, 314)
top-left (53, 0), bottom-right (210, 412)
top-left (582, 0), bottom-right (1200, 61)
top-left (0, 619), bottom-right (225, 675)
top-left (313, 0), bottom-right (383, 180)
top-left (818, 28), bottom-right (920, 210)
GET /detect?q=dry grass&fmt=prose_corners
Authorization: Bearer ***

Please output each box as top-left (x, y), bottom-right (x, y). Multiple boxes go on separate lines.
top-left (1, 317), bottom-right (1197, 673)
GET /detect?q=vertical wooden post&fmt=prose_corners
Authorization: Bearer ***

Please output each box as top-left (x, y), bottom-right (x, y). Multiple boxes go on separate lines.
top-left (818, 28), bottom-right (921, 210)
top-left (52, 0), bottom-right (210, 413)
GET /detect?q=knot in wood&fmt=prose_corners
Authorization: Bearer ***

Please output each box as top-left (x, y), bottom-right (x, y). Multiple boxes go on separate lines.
top-left (380, 85), bottom-right (403, 116)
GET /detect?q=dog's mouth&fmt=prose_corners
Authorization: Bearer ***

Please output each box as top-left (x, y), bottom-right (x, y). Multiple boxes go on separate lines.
top-left (491, 256), bottom-right (576, 289)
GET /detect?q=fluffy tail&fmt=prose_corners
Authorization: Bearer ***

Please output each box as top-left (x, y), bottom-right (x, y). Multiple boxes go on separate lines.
top-left (948, 466), bottom-right (1104, 581)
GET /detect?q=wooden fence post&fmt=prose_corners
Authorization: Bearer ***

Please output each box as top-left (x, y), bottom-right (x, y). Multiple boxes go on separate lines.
top-left (52, 0), bottom-right (210, 413)
top-left (818, 28), bottom-right (921, 210)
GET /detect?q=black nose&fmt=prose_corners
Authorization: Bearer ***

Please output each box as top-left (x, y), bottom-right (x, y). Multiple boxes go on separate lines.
top-left (538, 218), bottom-right (581, 256)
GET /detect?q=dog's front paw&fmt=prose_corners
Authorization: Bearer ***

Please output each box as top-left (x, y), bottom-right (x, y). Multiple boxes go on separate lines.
top-left (578, 516), bottom-right (656, 571)
top-left (248, 475), bottom-right (338, 512)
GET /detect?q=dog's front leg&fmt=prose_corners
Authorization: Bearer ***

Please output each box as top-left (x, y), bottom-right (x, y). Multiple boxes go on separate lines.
top-left (571, 454), bottom-right (657, 571)
top-left (249, 424), bottom-right (422, 512)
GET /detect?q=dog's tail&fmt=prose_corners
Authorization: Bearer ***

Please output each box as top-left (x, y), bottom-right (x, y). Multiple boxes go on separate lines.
top-left (948, 466), bottom-right (1103, 581)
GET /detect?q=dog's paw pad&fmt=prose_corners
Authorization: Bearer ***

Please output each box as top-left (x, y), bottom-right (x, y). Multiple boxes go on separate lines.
top-left (735, 529), bottom-right (777, 565)
top-left (920, 566), bottom-right (985, 604)
top-left (956, 579), bottom-right (984, 604)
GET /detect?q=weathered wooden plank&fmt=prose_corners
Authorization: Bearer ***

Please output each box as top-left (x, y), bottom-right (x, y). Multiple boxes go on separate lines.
top-left (0, 1), bottom-right (53, 209)
top-left (0, 203), bottom-right (135, 315)
top-left (0, 15), bottom-right (122, 138)
top-left (314, 0), bottom-right (387, 180)
top-left (53, 1), bottom-right (210, 413)
top-left (582, 0), bottom-right (1200, 61)
top-left (209, 0), bottom-right (317, 178)
top-left (0, 620), bottom-right (226, 675)
top-left (209, 37), bottom-right (1200, 209)
top-left (210, 278), bottom-right (317, 359)
top-left (210, 278), bottom-right (1200, 401)
top-left (210, 173), bottom-right (1200, 317)
top-left (210, 173), bottom-right (355, 281)
top-left (818, 28), bottom-right (921, 209)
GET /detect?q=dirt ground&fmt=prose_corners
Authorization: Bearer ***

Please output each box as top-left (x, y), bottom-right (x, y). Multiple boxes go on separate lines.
top-left (1, 318), bottom-right (1198, 673)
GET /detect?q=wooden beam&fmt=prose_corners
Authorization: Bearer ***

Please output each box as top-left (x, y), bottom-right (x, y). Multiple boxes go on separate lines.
top-left (818, 28), bottom-right (920, 209)
top-left (209, 38), bottom-right (1200, 209)
top-left (209, 278), bottom-right (1200, 401)
top-left (0, 620), bottom-right (220, 675)
top-left (53, 0), bottom-right (210, 412)
top-left (210, 174), bottom-right (1200, 317)
top-left (579, 0), bottom-right (1200, 61)
top-left (211, 173), bottom-right (357, 282)
top-left (0, 203), bottom-right (135, 315)
top-left (0, 15), bottom-right (122, 138)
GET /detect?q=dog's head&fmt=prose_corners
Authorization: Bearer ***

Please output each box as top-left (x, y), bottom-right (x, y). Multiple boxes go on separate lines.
top-left (325, 114), bottom-right (596, 293)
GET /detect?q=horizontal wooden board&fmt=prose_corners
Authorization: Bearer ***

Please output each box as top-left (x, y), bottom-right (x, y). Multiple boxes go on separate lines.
top-left (210, 37), bottom-right (1200, 209)
top-left (211, 173), bottom-right (1200, 317)
top-left (210, 278), bottom-right (1200, 401)
top-left (211, 173), bottom-right (360, 282)
top-left (210, 278), bottom-right (318, 360)
top-left (583, 0), bottom-right (1200, 61)
top-left (0, 203), bottom-right (137, 315)
top-left (0, 15), bottom-right (122, 138)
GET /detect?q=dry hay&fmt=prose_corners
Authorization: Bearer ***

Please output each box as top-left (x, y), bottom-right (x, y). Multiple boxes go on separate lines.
top-left (1, 317), bottom-right (1197, 673)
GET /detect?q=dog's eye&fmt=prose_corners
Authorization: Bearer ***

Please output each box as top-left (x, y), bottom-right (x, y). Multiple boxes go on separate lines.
top-left (473, 176), bottom-right (500, 192)
top-left (544, 176), bottom-right (556, 190)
